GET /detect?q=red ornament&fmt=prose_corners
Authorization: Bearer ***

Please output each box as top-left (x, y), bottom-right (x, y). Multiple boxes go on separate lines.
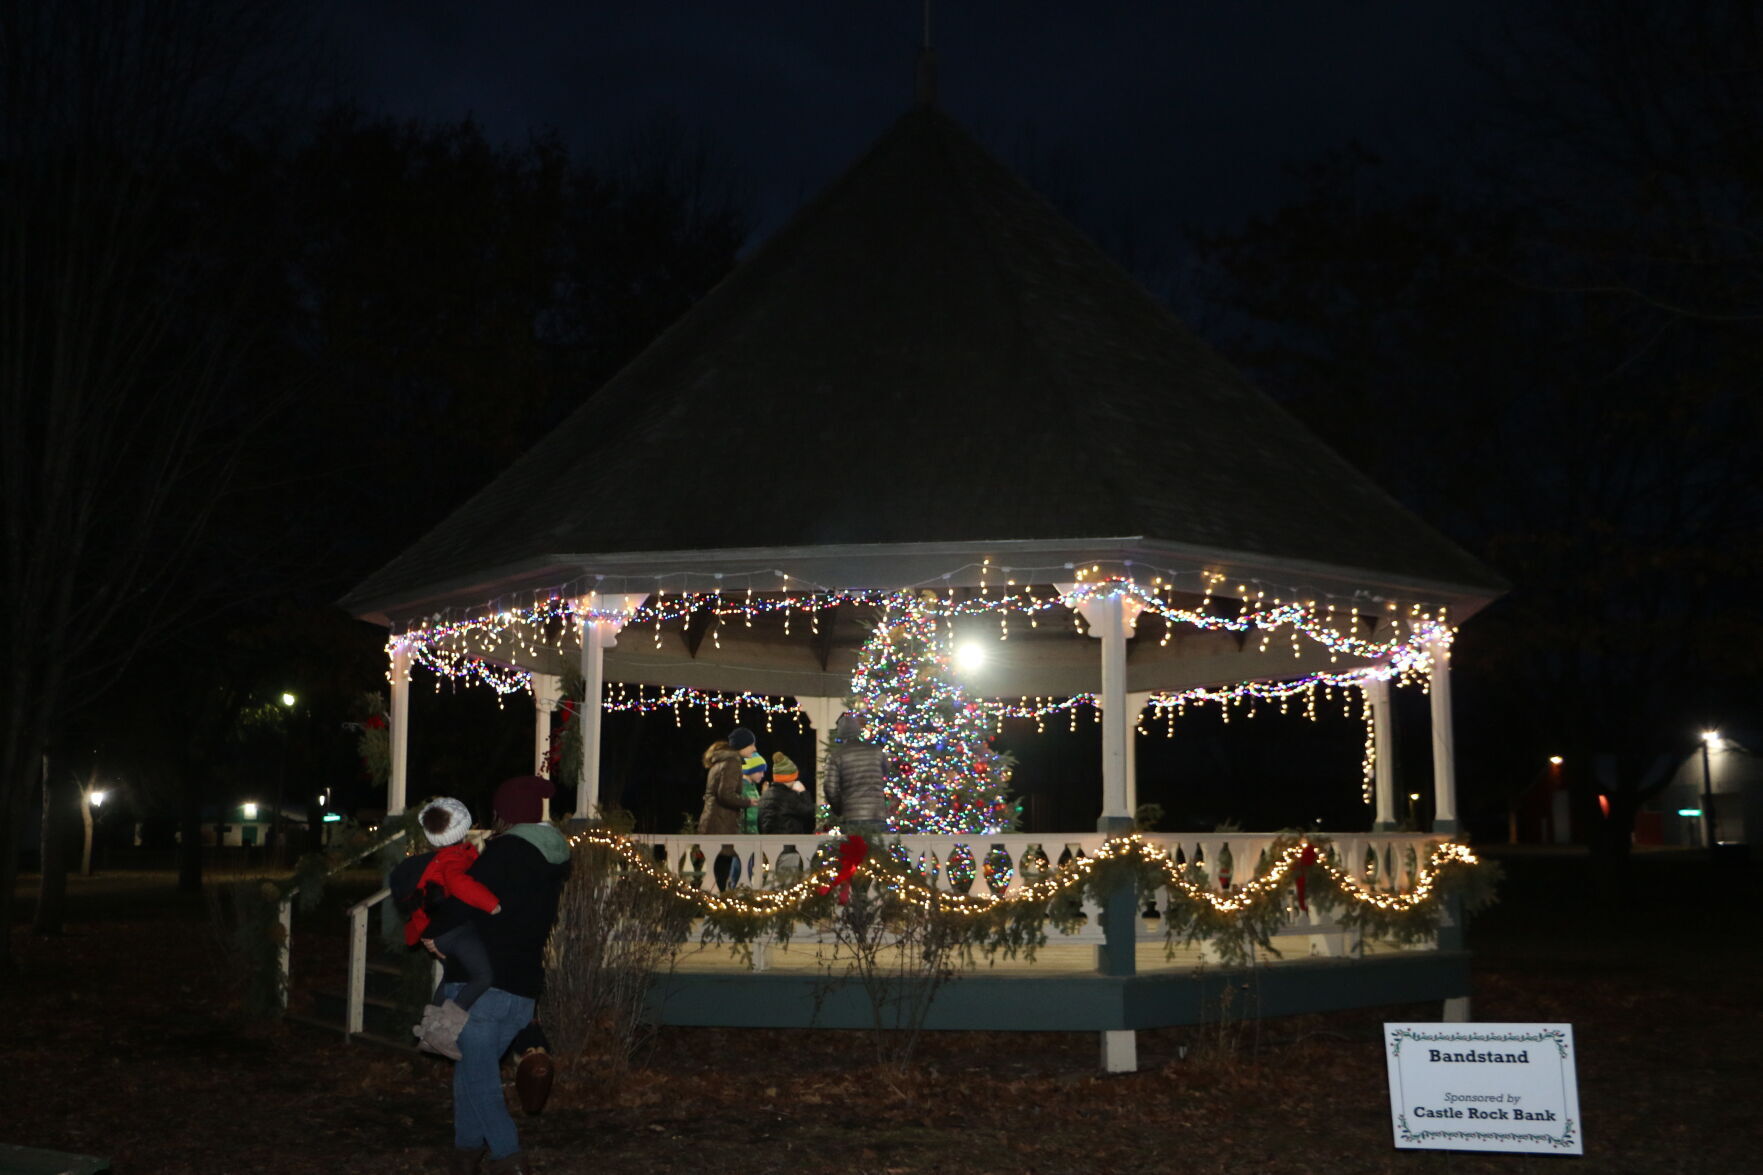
top-left (818, 835), bottom-right (869, 906)
top-left (1295, 844), bottom-right (1319, 912)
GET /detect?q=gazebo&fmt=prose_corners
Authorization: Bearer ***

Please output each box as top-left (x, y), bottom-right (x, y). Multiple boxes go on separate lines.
top-left (342, 98), bottom-right (1503, 1071)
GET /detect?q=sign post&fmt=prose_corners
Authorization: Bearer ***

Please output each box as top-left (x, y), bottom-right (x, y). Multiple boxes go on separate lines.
top-left (1384, 1022), bottom-right (1583, 1155)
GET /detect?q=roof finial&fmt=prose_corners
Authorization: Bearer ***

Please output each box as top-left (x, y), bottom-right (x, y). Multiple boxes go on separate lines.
top-left (914, 0), bottom-right (937, 107)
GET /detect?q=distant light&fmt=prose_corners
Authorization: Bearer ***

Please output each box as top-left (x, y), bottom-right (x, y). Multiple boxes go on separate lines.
top-left (1701, 729), bottom-right (1721, 747)
top-left (1548, 756), bottom-right (1563, 766)
top-left (89, 790), bottom-right (108, 808)
top-left (322, 812), bottom-right (342, 823)
top-left (280, 692), bottom-right (296, 707)
top-left (1408, 793), bottom-right (1420, 802)
top-left (242, 802), bottom-right (259, 820)
top-left (955, 642), bottom-right (988, 673)
top-left (316, 794), bottom-right (327, 806)
top-left (1678, 808), bottom-right (1703, 818)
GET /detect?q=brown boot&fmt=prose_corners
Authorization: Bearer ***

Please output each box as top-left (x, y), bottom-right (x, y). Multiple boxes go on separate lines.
top-left (447, 1144), bottom-right (485, 1174)
top-left (484, 1152), bottom-right (531, 1175)
top-left (514, 1048), bottom-right (554, 1115)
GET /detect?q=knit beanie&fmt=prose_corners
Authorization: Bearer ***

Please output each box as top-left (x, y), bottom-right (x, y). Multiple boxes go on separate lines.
top-left (491, 775), bottom-right (555, 825)
top-left (771, 752), bottom-right (800, 783)
top-left (418, 797), bottom-right (473, 847)
top-left (727, 726), bottom-right (757, 751)
top-left (742, 752), bottom-right (766, 777)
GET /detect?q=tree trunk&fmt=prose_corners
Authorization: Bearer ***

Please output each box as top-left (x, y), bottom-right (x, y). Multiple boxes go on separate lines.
top-left (33, 759), bottom-right (69, 935)
top-left (80, 784), bottom-right (95, 877)
top-left (0, 768), bottom-right (33, 977)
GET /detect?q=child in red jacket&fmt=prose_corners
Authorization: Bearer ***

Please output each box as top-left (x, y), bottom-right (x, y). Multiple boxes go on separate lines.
top-left (406, 797), bottom-right (501, 1059)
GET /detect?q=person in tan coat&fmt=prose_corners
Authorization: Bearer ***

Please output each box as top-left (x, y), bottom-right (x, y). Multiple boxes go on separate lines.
top-left (697, 727), bottom-right (759, 836)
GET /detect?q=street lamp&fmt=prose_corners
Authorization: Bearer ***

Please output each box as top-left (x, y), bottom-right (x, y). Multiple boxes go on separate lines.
top-left (81, 786), bottom-right (109, 876)
top-left (1699, 730), bottom-right (1720, 850)
top-left (273, 691), bottom-right (296, 865)
top-left (1408, 791), bottom-right (1421, 829)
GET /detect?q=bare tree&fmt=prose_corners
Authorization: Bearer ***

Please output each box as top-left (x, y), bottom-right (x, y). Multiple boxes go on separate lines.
top-left (0, 0), bottom-right (309, 955)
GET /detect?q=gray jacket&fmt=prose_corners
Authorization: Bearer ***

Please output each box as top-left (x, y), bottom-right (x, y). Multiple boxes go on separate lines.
top-left (823, 713), bottom-right (889, 823)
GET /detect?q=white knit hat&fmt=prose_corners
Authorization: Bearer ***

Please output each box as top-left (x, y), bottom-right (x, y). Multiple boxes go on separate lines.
top-left (418, 797), bottom-right (473, 847)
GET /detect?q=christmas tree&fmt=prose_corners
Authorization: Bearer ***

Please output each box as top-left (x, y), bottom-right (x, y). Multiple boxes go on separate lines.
top-left (847, 601), bottom-right (1016, 834)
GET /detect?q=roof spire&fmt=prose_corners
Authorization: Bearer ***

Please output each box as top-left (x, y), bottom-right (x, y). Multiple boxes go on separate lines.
top-left (914, 0), bottom-right (937, 107)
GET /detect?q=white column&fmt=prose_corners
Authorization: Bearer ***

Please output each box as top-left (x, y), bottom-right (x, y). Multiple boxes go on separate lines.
top-left (795, 695), bottom-right (844, 811)
top-left (1366, 675), bottom-right (1398, 830)
top-left (1427, 639), bottom-right (1459, 832)
top-left (578, 624), bottom-right (606, 819)
top-left (388, 642), bottom-right (411, 816)
top-left (1061, 586), bottom-right (1142, 830)
top-left (576, 592), bottom-right (647, 821)
top-left (1123, 690), bottom-right (1152, 819)
top-left (532, 672), bottom-right (562, 778)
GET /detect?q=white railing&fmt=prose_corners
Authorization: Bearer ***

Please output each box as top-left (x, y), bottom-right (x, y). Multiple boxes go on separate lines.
top-left (332, 828), bottom-right (1445, 1038)
top-left (275, 827), bottom-right (408, 1011)
top-left (630, 830), bottom-right (1446, 952)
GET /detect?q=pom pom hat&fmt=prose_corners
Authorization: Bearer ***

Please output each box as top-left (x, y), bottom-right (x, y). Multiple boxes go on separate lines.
top-left (418, 797), bottom-right (473, 847)
top-left (492, 775), bottom-right (556, 825)
top-left (771, 752), bottom-right (800, 783)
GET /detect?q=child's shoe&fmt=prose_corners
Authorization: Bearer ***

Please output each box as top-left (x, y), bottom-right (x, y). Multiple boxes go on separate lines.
top-left (420, 999), bottom-right (471, 1060)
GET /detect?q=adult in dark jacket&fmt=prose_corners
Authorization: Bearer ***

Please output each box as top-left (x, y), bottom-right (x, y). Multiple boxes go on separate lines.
top-left (431, 775), bottom-right (570, 1175)
top-left (823, 711), bottom-right (890, 833)
top-left (757, 751), bottom-right (814, 835)
top-left (697, 728), bottom-right (759, 835)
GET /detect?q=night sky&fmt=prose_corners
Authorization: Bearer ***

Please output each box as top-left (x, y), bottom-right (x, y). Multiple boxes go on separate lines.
top-left (324, 1), bottom-right (1494, 240)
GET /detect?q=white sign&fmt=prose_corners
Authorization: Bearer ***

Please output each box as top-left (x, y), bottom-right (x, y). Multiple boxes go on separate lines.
top-left (1384, 1022), bottom-right (1582, 1155)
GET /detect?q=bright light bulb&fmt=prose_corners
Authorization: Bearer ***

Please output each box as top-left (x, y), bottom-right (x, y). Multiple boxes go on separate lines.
top-left (242, 802), bottom-right (259, 820)
top-left (955, 642), bottom-right (987, 673)
top-left (1702, 729), bottom-right (1720, 745)
top-left (280, 692), bottom-right (296, 707)
top-left (89, 790), bottom-right (107, 808)
top-left (1548, 755), bottom-right (1563, 765)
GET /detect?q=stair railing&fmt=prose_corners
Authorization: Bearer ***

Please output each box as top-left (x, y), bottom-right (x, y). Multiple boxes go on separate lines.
top-left (275, 826), bottom-right (408, 1011)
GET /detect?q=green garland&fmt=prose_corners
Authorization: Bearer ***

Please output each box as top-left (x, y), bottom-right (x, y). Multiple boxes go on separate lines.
top-left (568, 831), bottom-right (1499, 971)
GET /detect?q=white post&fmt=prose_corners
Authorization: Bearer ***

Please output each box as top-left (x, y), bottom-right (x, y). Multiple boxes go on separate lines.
top-left (1060, 586), bottom-right (1141, 830)
top-left (1366, 675), bottom-right (1398, 830)
top-left (576, 592), bottom-right (647, 821)
top-left (1124, 690), bottom-right (1152, 820)
top-left (276, 895), bottom-right (293, 1011)
top-left (578, 624), bottom-right (605, 820)
top-left (388, 642), bottom-right (411, 816)
top-left (532, 672), bottom-right (562, 778)
top-left (1427, 639), bottom-right (1459, 833)
top-left (795, 696), bottom-right (844, 811)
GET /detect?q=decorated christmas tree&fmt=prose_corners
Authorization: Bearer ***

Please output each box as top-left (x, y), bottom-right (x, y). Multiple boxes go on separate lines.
top-left (848, 601), bottom-right (1017, 834)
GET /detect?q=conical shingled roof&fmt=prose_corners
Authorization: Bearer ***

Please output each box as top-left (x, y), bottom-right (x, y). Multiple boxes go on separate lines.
top-left (344, 108), bottom-right (1501, 620)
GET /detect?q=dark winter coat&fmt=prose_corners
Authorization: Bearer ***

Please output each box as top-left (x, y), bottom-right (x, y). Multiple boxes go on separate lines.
top-left (823, 713), bottom-right (889, 823)
top-left (698, 743), bottom-right (753, 835)
top-left (757, 782), bottom-right (815, 835)
top-left (439, 823), bottom-right (569, 1000)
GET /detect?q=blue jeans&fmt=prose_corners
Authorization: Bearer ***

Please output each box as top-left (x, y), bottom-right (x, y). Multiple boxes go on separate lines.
top-left (443, 983), bottom-right (534, 1159)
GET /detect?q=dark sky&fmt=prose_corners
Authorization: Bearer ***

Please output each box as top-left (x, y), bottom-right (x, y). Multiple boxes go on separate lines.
top-left (325, 1), bottom-right (1495, 241)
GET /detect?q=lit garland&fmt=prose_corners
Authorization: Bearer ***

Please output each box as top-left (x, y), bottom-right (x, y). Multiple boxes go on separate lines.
top-left (385, 566), bottom-right (1456, 699)
top-left (560, 828), bottom-right (1491, 955)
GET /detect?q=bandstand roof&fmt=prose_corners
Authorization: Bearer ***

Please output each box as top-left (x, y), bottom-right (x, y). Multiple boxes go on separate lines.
top-left (343, 104), bottom-right (1502, 697)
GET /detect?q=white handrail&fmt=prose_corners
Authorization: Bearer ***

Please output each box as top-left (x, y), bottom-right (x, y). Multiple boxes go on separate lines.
top-left (346, 887), bottom-right (391, 1036)
top-left (276, 826), bottom-right (408, 1014)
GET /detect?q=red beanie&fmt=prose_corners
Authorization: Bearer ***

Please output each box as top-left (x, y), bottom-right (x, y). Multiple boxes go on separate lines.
top-left (492, 775), bottom-right (556, 825)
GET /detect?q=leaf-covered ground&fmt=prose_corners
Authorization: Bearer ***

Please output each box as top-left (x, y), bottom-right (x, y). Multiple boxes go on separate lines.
top-left (6, 849), bottom-right (1759, 1174)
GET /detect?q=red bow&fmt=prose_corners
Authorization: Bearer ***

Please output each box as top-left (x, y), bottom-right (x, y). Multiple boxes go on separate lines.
top-left (819, 835), bottom-right (869, 906)
top-left (1295, 844), bottom-right (1318, 912)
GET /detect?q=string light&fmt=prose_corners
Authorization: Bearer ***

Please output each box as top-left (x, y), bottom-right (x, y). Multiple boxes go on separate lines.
top-left (561, 827), bottom-right (1482, 922)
